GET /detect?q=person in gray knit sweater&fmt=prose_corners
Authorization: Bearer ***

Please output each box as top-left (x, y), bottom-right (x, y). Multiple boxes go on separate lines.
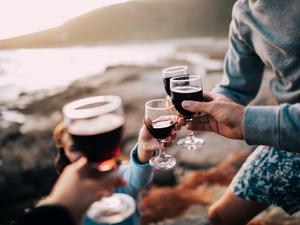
top-left (179, 0), bottom-right (300, 224)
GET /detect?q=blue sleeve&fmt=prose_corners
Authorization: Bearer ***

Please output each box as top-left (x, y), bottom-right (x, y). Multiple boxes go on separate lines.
top-left (116, 144), bottom-right (153, 197)
top-left (214, 11), bottom-right (265, 105)
top-left (244, 104), bottom-right (300, 153)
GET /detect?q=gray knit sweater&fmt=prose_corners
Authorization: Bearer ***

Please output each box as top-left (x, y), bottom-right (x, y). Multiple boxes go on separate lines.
top-left (215, 0), bottom-right (300, 152)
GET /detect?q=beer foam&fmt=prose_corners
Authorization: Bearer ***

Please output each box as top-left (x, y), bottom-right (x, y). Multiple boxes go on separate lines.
top-left (171, 86), bottom-right (202, 93)
top-left (69, 114), bottom-right (124, 135)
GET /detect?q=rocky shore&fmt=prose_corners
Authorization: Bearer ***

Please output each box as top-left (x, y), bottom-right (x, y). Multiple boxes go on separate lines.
top-left (1, 39), bottom-right (299, 224)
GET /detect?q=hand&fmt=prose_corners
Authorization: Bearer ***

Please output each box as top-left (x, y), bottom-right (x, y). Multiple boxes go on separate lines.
top-left (137, 124), bottom-right (175, 163)
top-left (178, 92), bottom-right (245, 139)
top-left (41, 158), bottom-right (124, 224)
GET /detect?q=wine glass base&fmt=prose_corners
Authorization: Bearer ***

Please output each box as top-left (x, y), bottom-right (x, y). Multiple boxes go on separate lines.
top-left (86, 193), bottom-right (136, 224)
top-left (149, 154), bottom-right (176, 170)
top-left (177, 136), bottom-right (205, 150)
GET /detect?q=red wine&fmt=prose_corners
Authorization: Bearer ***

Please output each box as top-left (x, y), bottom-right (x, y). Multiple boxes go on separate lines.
top-left (69, 114), bottom-right (124, 163)
top-left (171, 86), bottom-right (203, 118)
top-left (147, 120), bottom-right (175, 140)
top-left (163, 66), bottom-right (189, 96)
top-left (163, 77), bottom-right (172, 96)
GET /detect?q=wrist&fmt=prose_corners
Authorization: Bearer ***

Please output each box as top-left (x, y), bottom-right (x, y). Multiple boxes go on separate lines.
top-left (239, 105), bottom-right (245, 139)
top-left (137, 143), bottom-right (150, 164)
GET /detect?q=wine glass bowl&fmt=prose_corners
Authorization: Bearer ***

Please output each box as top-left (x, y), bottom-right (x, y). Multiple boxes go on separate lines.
top-left (170, 75), bottom-right (205, 150)
top-left (63, 95), bottom-right (124, 171)
top-left (63, 95), bottom-right (135, 223)
top-left (145, 99), bottom-right (176, 170)
top-left (162, 65), bottom-right (189, 96)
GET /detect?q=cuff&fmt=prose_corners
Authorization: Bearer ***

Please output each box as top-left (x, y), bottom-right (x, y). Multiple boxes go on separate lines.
top-left (243, 106), bottom-right (279, 147)
top-left (129, 144), bottom-right (153, 188)
top-left (213, 86), bottom-right (250, 106)
top-left (130, 143), bottom-right (152, 168)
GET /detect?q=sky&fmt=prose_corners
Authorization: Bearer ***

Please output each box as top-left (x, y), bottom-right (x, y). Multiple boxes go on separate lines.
top-left (0, 0), bottom-right (131, 40)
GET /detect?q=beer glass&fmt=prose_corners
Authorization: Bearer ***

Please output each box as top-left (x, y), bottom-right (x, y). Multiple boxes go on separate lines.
top-left (63, 95), bottom-right (135, 224)
top-left (170, 75), bottom-right (205, 150)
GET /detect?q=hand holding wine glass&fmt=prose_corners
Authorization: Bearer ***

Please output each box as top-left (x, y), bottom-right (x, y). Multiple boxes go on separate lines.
top-left (63, 95), bottom-right (135, 224)
top-left (179, 92), bottom-right (245, 139)
top-left (170, 75), bottom-right (205, 150)
top-left (144, 99), bottom-right (176, 170)
top-left (41, 157), bottom-right (124, 224)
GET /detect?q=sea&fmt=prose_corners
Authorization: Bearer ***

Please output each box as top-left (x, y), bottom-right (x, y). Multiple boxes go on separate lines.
top-left (0, 38), bottom-right (224, 103)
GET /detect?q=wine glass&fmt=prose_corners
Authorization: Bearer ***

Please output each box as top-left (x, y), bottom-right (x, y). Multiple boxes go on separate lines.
top-left (145, 99), bottom-right (176, 170)
top-left (162, 65), bottom-right (189, 96)
top-left (63, 95), bottom-right (135, 224)
top-left (170, 75), bottom-right (205, 150)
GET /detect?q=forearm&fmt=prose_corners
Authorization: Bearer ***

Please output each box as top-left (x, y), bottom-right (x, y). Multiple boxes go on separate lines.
top-left (118, 144), bottom-right (153, 196)
top-left (243, 104), bottom-right (300, 152)
top-left (214, 16), bottom-right (264, 105)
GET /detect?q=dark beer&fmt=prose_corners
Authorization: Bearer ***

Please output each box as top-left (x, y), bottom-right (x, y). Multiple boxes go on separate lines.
top-left (171, 86), bottom-right (203, 118)
top-left (146, 119), bottom-right (175, 140)
top-left (69, 114), bottom-right (124, 164)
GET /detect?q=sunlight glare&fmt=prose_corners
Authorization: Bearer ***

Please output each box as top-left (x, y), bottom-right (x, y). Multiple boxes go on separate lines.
top-left (0, 0), bottom-right (130, 40)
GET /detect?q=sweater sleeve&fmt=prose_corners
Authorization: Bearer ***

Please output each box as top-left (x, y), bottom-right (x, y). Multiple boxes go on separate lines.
top-left (214, 10), bottom-right (265, 105)
top-left (117, 144), bottom-right (153, 197)
top-left (13, 205), bottom-right (74, 225)
top-left (244, 103), bottom-right (300, 153)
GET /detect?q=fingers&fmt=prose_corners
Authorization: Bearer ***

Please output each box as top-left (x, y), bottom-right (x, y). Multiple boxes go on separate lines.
top-left (176, 116), bottom-right (186, 129)
top-left (115, 176), bottom-right (126, 187)
top-left (97, 190), bottom-right (114, 198)
top-left (72, 157), bottom-right (88, 171)
top-left (171, 130), bottom-right (177, 141)
top-left (182, 100), bottom-right (215, 114)
top-left (143, 118), bottom-right (152, 127)
top-left (187, 121), bottom-right (213, 132)
top-left (202, 91), bottom-right (215, 102)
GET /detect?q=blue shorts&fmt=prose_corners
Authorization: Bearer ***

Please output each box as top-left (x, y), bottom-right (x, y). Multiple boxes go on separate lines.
top-left (230, 146), bottom-right (300, 214)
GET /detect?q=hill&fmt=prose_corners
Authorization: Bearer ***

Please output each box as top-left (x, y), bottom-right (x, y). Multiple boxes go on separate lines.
top-left (0, 0), bottom-right (235, 48)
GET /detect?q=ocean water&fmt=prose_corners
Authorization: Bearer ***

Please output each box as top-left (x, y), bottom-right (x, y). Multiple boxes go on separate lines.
top-left (0, 38), bottom-right (224, 102)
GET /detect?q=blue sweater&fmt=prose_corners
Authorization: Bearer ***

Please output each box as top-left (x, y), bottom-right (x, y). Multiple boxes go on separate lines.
top-left (214, 0), bottom-right (300, 152)
top-left (83, 145), bottom-right (153, 225)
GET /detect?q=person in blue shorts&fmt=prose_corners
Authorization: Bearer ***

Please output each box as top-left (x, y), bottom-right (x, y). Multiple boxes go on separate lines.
top-left (178, 0), bottom-right (300, 224)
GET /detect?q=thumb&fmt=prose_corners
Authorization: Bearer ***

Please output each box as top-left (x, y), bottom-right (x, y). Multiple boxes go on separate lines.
top-left (73, 157), bottom-right (88, 171)
top-left (182, 100), bottom-right (213, 114)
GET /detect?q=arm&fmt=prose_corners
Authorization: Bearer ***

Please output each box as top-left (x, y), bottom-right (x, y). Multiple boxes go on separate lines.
top-left (214, 13), bottom-right (265, 105)
top-left (117, 145), bottom-right (153, 197)
top-left (244, 103), bottom-right (300, 153)
top-left (180, 94), bottom-right (300, 153)
top-left (116, 125), bottom-right (156, 197)
top-left (15, 158), bottom-right (121, 225)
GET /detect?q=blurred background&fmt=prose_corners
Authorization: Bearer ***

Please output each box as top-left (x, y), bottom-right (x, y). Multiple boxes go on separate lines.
top-left (1, 1), bottom-right (291, 224)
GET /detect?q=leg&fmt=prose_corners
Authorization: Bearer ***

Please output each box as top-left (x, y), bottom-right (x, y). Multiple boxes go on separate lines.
top-left (208, 189), bottom-right (268, 225)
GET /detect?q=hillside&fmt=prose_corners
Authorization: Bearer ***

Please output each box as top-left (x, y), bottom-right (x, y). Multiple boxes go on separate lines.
top-left (0, 0), bottom-right (235, 48)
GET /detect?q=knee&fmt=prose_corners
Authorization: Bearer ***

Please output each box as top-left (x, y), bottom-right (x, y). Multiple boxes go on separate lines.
top-left (208, 205), bottom-right (227, 225)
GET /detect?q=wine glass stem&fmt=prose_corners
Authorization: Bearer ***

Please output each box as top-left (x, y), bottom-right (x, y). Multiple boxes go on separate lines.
top-left (158, 140), bottom-right (166, 159)
top-left (187, 129), bottom-right (195, 138)
top-left (159, 149), bottom-right (166, 158)
top-left (185, 118), bottom-right (194, 139)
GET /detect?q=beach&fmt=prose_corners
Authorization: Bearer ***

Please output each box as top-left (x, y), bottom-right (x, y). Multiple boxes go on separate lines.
top-left (1, 38), bottom-right (299, 224)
